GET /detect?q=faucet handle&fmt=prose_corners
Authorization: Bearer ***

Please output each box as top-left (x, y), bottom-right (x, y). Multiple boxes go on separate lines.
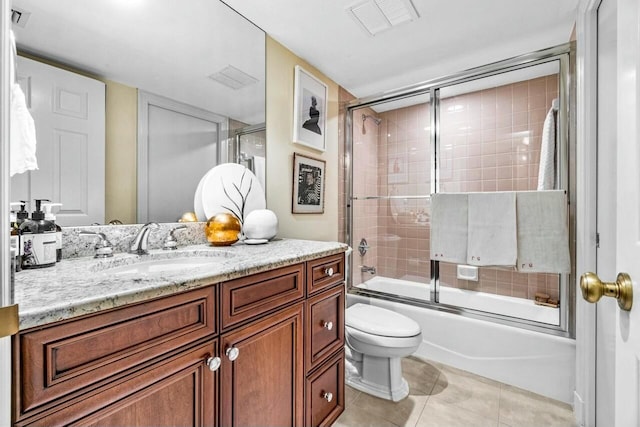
top-left (80, 231), bottom-right (114, 258)
top-left (163, 225), bottom-right (187, 250)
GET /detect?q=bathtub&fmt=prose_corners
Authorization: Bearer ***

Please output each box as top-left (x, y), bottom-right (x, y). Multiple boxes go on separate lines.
top-left (350, 276), bottom-right (576, 404)
top-left (357, 275), bottom-right (560, 325)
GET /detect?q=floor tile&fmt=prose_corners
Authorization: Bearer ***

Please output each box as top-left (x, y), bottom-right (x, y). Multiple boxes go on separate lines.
top-left (428, 363), bottom-right (502, 421)
top-left (402, 356), bottom-right (441, 395)
top-left (416, 398), bottom-right (499, 427)
top-left (498, 384), bottom-right (576, 427)
top-left (350, 390), bottom-right (428, 427)
top-left (345, 385), bottom-right (362, 406)
top-left (333, 406), bottom-right (401, 427)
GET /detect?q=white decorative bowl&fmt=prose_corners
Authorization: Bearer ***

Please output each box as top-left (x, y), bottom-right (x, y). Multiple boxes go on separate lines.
top-left (243, 209), bottom-right (278, 241)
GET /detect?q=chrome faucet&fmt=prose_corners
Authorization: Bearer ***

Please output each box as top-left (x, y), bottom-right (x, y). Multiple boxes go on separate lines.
top-left (361, 265), bottom-right (376, 275)
top-left (129, 222), bottom-right (160, 255)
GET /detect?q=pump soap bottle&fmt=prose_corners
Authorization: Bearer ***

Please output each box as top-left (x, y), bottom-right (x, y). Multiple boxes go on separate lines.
top-left (9, 207), bottom-right (20, 272)
top-left (10, 201), bottom-right (29, 272)
top-left (20, 199), bottom-right (57, 269)
top-left (42, 202), bottom-right (63, 262)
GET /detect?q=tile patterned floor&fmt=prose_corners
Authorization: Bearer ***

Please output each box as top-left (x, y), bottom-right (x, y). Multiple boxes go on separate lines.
top-left (333, 356), bottom-right (576, 427)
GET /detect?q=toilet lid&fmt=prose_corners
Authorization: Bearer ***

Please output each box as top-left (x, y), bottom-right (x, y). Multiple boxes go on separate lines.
top-left (346, 303), bottom-right (421, 337)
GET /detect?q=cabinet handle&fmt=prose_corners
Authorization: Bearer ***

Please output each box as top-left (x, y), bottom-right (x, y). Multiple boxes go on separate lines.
top-left (226, 346), bottom-right (240, 361)
top-left (206, 356), bottom-right (221, 372)
top-left (322, 321), bottom-right (333, 331)
top-left (324, 267), bottom-right (334, 277)
top-left (322, 391), bottom-right (333, 403)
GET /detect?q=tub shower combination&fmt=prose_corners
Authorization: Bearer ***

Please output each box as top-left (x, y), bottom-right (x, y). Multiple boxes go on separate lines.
top-left (344, 43), bottom-right (575, 404)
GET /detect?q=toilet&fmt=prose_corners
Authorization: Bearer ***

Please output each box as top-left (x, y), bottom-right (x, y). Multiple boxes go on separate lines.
top-left (345, 303), bottom-right (422, 402)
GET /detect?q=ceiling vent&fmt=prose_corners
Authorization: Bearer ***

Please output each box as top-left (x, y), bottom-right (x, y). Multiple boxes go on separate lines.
top-left (347, 0), bottom-right (419, 36)
top-left (11, 7), bottom-right (31, 28)
top-left (208, 65), bottom-right (259, 90)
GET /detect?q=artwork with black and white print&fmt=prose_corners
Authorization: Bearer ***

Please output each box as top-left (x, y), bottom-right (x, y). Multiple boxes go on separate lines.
top-left (297, 163), bottom-right (322, 206)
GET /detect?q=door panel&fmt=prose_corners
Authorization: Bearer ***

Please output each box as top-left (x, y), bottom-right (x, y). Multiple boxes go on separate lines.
top-left (137, 91), bottom-right (225, 223)
top-left (12, 56), bottom-right (105, 226)
top-left (613, 0), bottom-right (640, 425)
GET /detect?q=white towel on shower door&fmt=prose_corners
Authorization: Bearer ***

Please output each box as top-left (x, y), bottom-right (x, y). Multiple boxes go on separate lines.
top-left (466, 192), bottom-right (517, 267)
top-left (537, 99), bottom-right (558, 190)
top-left (516, 190), bottom-right (571, 273)
top-left (429, 193), bottom-right (468, 264)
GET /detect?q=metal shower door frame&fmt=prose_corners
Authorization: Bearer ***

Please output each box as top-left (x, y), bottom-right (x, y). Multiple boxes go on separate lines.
top-left (345, 42), bottom-right (575, 337)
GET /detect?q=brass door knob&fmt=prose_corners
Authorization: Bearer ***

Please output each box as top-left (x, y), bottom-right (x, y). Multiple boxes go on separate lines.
top-left (580, 272), bottom-right (633, 311)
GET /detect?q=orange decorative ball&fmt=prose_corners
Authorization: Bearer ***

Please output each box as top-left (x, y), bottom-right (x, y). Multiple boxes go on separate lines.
top-left (205, 213), bottom-right (241, 246)
top-left (178, 211), bottom-right (198, 223)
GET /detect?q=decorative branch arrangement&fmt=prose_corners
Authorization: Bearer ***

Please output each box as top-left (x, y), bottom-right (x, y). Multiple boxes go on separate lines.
top-left (220, 167), bottom-right (253, 225)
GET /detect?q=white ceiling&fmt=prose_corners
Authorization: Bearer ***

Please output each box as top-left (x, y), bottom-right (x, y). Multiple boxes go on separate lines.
top-left (224, 0), bottom-right (579, 98)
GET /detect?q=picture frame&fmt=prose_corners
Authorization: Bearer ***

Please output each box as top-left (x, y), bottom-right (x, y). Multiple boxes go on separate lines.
top-left (292, 152), bottom-right (325, 214)
top-left (293, 65), bottom-right (327, 152)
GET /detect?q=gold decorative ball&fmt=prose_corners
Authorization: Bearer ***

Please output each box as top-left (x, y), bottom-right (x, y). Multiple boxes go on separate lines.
top-left (205, 213), bottom-right (241, 246)
top-left (178, 211), bottom-right (199, 222)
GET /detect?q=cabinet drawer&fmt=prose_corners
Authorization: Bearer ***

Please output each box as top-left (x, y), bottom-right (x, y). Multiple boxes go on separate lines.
top-left (17, 340), bottom-right (218, 427)
top-left (305, 350), bottom-right (345, 427)
top-left (306, 254), bottom-right (345, 296)
top-left (16, 286), bottom-right (216, 414)
top-left (305, 285), bottom-right (345, 372)
top-left (221, 263), bottom-right (305, 330)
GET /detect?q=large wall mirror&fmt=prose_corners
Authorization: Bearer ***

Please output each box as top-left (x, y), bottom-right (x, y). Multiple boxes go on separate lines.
top-left (10, 0), bottom-right (265, 226)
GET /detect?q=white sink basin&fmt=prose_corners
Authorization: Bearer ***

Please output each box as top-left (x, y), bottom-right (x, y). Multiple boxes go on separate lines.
top-left (104, 256), bottom-right (220, 276)
top-left (92, 250), bottom-right (236, 276)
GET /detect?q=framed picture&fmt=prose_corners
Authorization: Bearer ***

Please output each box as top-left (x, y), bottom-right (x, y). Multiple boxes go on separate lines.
top-left (292, 152), bottom-right (325, 214)
top-left (293, 65), bottom-right (327, 152)
top-left (387, 154), bottom-right (408, 184)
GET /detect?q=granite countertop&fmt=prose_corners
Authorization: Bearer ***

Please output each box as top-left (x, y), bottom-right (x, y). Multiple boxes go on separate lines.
top-left (14, 238), bottom-right (348, 331)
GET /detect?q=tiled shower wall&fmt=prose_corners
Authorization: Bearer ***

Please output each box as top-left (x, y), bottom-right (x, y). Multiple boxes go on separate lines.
top-left (437, 75), bottom-right (560, 300)
top-left (376, 103), bottom-right (432, 282)
top-left (346, 74), bottom-right (561, 301)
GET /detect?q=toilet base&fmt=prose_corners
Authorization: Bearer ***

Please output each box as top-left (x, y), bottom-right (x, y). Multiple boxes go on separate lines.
top-left (345, 354), bottom-right (410, 402)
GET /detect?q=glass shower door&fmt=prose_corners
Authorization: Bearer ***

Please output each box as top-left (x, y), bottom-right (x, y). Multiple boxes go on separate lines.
top-left (436, 61), bottom-right (564, 326)
top-left (350, 94), bottom-right (432, 302)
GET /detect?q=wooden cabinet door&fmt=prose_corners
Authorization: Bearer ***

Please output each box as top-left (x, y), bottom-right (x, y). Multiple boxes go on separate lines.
top-left (19, 341), bottom-right (218, 427)
top-left (220, 303), bottom-right (304, 427)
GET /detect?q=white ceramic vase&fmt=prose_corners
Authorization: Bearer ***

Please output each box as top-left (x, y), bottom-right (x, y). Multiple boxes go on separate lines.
top-left (243, 209), bottom-right (278, 240)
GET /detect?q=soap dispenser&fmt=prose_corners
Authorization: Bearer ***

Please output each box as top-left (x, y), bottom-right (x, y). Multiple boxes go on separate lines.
top-left (14, 200), bottom-right (29, 226)
top-left (9, 208), bottom-right (20, 272)
top-left (42, 202), bottom-right (63, 262)
top-left (19, 199), bottom-right (57, 269)
top-left (10, 201), bottom-right (28, 272)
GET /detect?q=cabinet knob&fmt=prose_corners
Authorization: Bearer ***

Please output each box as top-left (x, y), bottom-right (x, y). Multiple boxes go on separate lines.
top-left (226, 346), bottom-right (240, 361)
top-left (322, 321), bottom-right (333, 331)
top-left (322, 391), bottom-right (333, 403)
top-left (324, 267), bottom-right (334, 277)
top-left (206, 356), bottom-right (221, 372)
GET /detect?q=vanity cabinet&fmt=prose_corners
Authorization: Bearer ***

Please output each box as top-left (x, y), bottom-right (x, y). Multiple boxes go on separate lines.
top-left (220, 303), bottom-right (304, 427)
top-left (13, 252), bottom-right (345, 426)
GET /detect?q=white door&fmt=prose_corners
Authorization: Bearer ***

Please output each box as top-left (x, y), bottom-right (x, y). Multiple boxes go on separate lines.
top-left (12, 57), bottom-right (105, 226)
top-left (137, 92), bottom-right (225, 223)
top-left (610, 0), bottom-right (640, 424)
top-left (588, 0), bottom-right (640, 425)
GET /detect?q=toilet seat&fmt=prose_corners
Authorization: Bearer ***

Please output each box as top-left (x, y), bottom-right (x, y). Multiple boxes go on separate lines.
top-left (346, 303), bottom-right (421, 337)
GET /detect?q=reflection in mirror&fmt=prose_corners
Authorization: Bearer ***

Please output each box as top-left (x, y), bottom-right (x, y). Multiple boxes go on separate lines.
top-left (10, 0), bottom-right (266, 226)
